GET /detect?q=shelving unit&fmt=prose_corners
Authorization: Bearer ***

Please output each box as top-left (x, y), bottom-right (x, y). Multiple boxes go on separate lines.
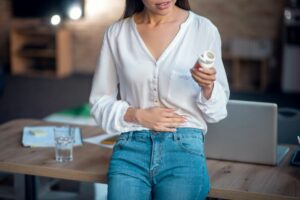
top-left (282, 8), bottom-right (300, 92)
top-left (222, 38), bottom-right (272, 92)
top-left (10, 26), bottom-right (72, 77)
top-left (222, 53), bottom-right (269, 91)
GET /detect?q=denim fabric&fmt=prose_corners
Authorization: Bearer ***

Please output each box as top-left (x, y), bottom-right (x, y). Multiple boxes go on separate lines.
top-left (107, 128), bottom-right (210, 200)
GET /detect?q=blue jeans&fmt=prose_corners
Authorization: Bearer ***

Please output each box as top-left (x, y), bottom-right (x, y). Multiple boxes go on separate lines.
top-left (107, 128), bottom-right (210, 200)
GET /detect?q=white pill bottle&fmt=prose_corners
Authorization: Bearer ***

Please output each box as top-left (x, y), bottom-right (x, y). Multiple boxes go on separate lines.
top-left (196, 50), bottom-right (215, 69)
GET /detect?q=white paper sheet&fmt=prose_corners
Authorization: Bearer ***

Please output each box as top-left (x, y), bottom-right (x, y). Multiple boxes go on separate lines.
top-left (22, 126), bottom-right (83, 147)
top-left (83, 134), bottom-right (118, 149)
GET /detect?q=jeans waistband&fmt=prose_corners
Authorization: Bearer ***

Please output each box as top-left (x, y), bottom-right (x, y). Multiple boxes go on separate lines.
top-left (119, 128), bottom-right (204, 142)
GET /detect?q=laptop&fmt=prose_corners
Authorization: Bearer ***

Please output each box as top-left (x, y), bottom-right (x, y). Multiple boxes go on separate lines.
top-left (205, 100), bottom-right (289, 165)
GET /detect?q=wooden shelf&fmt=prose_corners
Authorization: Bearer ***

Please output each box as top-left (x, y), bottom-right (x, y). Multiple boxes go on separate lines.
top-left (17, 49), bottom-right (56, 58)
top-left (14, 26), bottom-right (57, 36)
top-left (16, 68), bottom-right (57, 78)
top-left (222, 52), bottom-right (269, 92)
top-left (10, 26), bottom-right (72, 78)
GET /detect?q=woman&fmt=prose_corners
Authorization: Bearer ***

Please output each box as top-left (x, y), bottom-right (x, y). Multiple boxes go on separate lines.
top-left (89, 0), bottom-right (229, 199)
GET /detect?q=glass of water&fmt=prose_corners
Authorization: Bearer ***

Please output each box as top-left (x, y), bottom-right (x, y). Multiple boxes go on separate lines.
top-left (54, 126), bottom-right (75, 163)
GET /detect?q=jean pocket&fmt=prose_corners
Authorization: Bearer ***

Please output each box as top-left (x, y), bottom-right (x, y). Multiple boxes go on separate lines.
top-left (176, 137), bottom-right (204, 156)
top-left (112, 137), bottom-right (128, 152)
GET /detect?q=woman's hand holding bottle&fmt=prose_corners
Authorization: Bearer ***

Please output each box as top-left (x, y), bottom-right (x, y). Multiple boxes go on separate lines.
top-left (190, 50), bottom-right (217, 99)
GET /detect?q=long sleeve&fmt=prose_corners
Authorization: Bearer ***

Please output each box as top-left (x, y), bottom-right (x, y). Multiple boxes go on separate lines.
top-left (89, 30), bottom-right (137, 135)
top-left (196, 26), bottom-right (230, 123)
top-left (90, 13), bottom-right (230, 134)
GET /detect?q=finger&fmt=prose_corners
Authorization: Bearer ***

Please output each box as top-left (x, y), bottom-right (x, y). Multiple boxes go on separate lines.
top-left (192, 79), bottom-right (213, 88)
top-left (201, 67), bottom-right (216, 75)
top-left (191, 71), bottom-right (212, 82)
top-left (191, 70), bottom-right (214, 83)
top-left (163, 128), bottom-right (177, 132)
top-left (191, 68), bottom-right (216, 81)
top-left (160, 116), bottom-right (186, 123)
top-left (163, 111), bottom-right (185, 118)
top-left (153, 126), bottom-right (177, 132)
top-left (163, 108), bottom-right (178, 112)
top-left (160, 114), bottom-right (184, 119)
top-left (191, 69), bottom-right (216, 83)
top-left (193, 66), bottom-right (216, 75)
top-left (191, 74), bottom-right (214, 86)
top-left (165, 122), bottom-right (184, 128)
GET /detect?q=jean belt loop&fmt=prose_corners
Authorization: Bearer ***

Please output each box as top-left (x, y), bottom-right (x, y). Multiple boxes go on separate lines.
top-left (174, 132), bottom-right (180, 141)
top-left (201, 130), bottom-right (205, 143)
top-left (128, 131), bottom-right (133, 141)
top-left (172, 132), bottom-right (176, 141)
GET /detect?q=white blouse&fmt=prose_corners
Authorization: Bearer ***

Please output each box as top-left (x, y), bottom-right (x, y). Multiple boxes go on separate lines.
top-left (89, 11), bottom-right (230, 135)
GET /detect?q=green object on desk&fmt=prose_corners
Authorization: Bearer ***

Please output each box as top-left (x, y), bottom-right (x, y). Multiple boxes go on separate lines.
top-left (56, 103), bottom-right (91, 118)
top-left (44, 103), bottom-right (96, 126)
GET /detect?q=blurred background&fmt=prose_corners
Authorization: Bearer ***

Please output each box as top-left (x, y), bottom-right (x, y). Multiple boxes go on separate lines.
top-left (0, 0), bottom-right (300, 123)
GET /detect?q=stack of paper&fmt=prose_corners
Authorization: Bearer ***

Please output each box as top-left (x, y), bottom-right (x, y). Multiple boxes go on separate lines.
top-left (84, 134), bottom-right (118, 149)
top-left (22, 126), bottom-right (83, 147)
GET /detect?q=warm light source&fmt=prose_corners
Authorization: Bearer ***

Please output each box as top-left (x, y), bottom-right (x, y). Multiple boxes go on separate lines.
top-left (68, 5), bottom-right (82, 20)
top-left (51, 15), bottom-right (61, 25)
top-left (284, 9), bottom-right (292, 21)
top-left (85, 0), bottom-right (112, 18)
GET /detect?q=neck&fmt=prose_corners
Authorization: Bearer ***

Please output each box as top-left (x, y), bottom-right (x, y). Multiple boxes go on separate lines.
top-left (139, 6), bottom-right (179, 25)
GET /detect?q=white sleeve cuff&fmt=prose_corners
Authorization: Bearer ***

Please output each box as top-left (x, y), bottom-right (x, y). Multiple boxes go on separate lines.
top-left (197, 81), bottom-right (222, 105)
top-left (119, 104), bottom-right (140, 130)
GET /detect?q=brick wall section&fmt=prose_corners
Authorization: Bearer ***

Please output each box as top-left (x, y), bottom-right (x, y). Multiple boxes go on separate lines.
top-left (190, 0), bottom-right (287, 40)
top-left (0, 0), bottom-right (287, 73)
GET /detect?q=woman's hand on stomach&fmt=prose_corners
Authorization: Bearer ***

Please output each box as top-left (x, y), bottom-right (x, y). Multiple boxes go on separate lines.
top-left (124, 107), bottom-right (186, 132)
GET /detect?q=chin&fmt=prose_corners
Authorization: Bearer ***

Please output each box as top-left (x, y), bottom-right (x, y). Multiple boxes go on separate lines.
top-left (154, 6), bottom-right (175, 15)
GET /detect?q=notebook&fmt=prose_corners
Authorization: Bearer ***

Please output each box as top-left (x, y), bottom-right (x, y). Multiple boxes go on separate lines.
top-left (205, 100), bottom-right (289, 165)
top-left (22, 126), bottom-right (83, 147)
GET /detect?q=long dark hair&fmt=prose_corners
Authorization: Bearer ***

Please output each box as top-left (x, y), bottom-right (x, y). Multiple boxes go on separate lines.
top-left (123, 0), bottom-right (191, 18)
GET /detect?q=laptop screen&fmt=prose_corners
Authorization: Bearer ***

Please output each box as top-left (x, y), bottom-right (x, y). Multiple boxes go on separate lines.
top-left (205, 100), bottom-right (278, 165)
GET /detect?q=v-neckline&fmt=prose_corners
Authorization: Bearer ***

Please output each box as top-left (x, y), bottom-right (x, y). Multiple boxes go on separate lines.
top-left (131, 11), bottom-right (191, 64)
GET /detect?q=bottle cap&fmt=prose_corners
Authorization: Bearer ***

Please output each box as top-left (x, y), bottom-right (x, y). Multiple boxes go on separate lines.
top-left (198, 50), bottom-right (215, 69)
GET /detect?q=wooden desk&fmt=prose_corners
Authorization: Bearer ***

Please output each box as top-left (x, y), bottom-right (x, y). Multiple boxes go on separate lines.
top-left (0, 119), bottom-right (110, 183)
top-left (0, 119), bottom-right (299, 200)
